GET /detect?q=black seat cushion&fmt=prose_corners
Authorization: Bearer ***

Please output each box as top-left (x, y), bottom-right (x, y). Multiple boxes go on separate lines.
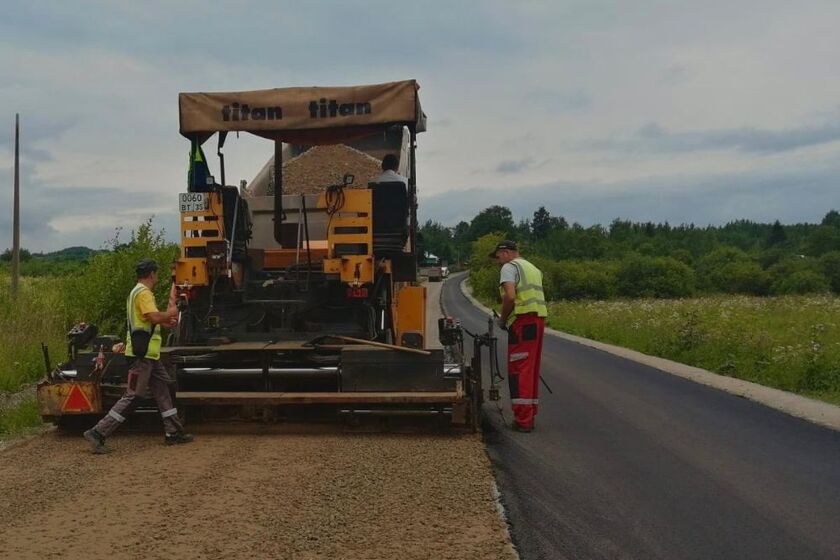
top-left (369, 181), bottom-right (409, 256)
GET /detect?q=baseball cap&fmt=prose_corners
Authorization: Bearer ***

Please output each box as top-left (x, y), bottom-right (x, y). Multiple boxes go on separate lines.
top-left (136, 259), bottom-right (159, 277)
top-left (488, 240), bottom-right (518, 258)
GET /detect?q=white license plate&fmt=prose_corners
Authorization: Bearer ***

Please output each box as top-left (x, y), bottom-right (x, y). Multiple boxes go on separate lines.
top-left (179, 192), bottom-right (210, 212)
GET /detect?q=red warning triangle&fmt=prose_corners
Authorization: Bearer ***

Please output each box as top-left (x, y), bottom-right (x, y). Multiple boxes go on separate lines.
top-left (63, 384), bottom-right (93, 413)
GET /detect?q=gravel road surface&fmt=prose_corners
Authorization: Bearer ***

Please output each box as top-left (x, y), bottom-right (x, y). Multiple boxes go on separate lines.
top-left (443, 274), bottom-right (840, 560)
top-left (0, 281), bottom-right (516, 560)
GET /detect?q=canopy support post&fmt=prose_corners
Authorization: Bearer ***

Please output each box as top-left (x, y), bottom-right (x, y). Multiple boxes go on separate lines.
top-left (409, 128), bottom-right (418, 279)
top-left (273, 140), bottom-right (283, 244)
top-left (217, 132), bottom-right (227, 188)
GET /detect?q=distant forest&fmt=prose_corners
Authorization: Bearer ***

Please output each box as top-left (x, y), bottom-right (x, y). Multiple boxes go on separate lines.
top-left (5, 208), bottom-right (840, 299)
top-left (0, 246), bottom-right (99, 276)
top-left (420, 206), bottom-right (840, 299)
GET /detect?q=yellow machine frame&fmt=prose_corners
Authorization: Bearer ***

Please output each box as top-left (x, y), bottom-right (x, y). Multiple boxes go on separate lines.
top-left (175, 192), bottom-right (226, 287)
top-left (318, 189), bottom-right (375, 286)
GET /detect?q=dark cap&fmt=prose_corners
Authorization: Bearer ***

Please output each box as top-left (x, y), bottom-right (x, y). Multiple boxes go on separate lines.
top-left (488, 240), bottom-right (518, 258)
top-left (136, 259), bottom-right (159, 277)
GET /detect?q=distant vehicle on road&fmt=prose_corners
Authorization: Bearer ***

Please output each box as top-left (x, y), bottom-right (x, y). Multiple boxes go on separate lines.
top-left (419, 253), bottom-right (444, 282)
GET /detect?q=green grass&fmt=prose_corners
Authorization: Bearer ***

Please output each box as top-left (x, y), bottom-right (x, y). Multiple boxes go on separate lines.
top-left (544, 295), bottom-right (840, 403)
top-left (0, 397), bottom-right (43, 438)
top-left (1, 220), bottom-right (178, 395)
top-left (0, 275), bottom-right (70, 392)
top-left (803, 391), bottom-right (840, 406)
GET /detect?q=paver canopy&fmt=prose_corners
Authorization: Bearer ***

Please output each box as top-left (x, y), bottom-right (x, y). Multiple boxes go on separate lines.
top-left (179, 80), bottom-right (426, 145)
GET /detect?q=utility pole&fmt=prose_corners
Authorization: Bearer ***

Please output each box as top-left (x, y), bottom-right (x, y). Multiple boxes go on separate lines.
top-left (11, 113), bottom-right (20, 298)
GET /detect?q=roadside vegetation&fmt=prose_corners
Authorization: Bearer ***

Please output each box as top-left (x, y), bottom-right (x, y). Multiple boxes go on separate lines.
top-left (0, 397), bottom-right (42, 439)
top-left (546, 297), bottom-right (840, 405)
top-left (0, 220), bottom-right (177, 424)
top-left (464, 219), bottom-right (840, 405)
top-left (425, 206), bottom-right (840, 299)
top-left (0, 274), bottom-right (68, 392)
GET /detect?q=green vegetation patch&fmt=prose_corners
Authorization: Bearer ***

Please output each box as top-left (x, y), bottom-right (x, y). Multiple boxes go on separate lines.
top-left (0, 397), bottom-right (43, 438)
top-left (546, 295), bottom-right (840, 402)
top-left (423, 207), bottom-right (840, 299)
top-left (0, 219), bottom-right (178, 393)
top-left (0, 275), bottom-right (68, 392)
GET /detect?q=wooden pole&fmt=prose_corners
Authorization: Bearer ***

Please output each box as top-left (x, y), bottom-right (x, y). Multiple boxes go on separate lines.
top-left (11, 113), bottom-right (20, 298)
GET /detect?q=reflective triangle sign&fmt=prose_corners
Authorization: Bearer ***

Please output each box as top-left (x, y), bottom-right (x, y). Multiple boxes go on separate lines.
top-left (62, 384), bottom-right (93, 413)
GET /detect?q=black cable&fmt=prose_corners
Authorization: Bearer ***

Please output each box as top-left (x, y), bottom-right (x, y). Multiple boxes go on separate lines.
top-left (324, 183), bottom-right (345, 238)
top-left (365, 304), bottom-right (377, 340)
top-left (246, 311), bottom-right (267, 329)
top-left (462, 326), bottom-right (480, 339)
top-left (202, 275), bottom-right (219, 323)
top-left (492, 338), bottom-right (505, 382)
top-left (325, 183), bottom-right (345, 214)
top-left (301, 194), bottom-right (312, 289)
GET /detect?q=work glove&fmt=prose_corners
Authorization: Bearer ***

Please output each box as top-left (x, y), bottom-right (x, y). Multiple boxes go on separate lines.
top-left (495, 317), bottom-right (508, 331)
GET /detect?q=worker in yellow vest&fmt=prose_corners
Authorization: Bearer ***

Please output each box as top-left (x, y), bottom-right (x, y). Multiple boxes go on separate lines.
top-left (491, 240), bottom-right (548, 432)
top-left (84, 259), bottom-right (193, 454)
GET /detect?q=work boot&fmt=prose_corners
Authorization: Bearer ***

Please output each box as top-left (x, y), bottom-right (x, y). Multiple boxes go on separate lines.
top-left (511, 421), bottom-right (533, 433)
top-left (165, 432), bottom-right (194, 445)
top-left (83, 428), bottom-right (112, 454)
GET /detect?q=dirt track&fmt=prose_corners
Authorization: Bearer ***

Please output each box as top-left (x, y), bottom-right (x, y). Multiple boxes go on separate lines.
top-left (0, 280), bottom-right (516, 559)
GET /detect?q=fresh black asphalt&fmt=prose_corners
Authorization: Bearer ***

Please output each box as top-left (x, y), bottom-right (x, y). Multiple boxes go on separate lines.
top-left (442, 275), bottom-right (840, 560)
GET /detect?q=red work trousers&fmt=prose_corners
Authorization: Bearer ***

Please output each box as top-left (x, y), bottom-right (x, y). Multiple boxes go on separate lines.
top-left (507, 313), bottom-right (545, 429)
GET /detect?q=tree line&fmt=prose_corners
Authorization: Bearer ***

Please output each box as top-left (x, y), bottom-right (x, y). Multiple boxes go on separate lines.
top-left (0, 246), bottom-right (99, 277)
top-left (418, 206), bottom-right (840, 300)
top-left (6, 208), bottom-right (840, 301)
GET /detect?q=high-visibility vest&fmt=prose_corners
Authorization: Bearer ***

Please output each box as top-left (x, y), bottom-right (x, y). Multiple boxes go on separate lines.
top-left (188, 140), bottom-right (210, 190)
top-left (125, 283), bottom-right (162, 360)
top-left (500, 257), bottom-right (548, 326)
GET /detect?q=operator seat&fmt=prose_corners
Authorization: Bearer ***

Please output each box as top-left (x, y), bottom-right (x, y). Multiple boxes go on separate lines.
top-left (369, 181), bottom-right (409, 257)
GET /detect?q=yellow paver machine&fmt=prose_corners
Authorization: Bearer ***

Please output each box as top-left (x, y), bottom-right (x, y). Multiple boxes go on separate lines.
top-left (38, 81), bottom-right (495, 430)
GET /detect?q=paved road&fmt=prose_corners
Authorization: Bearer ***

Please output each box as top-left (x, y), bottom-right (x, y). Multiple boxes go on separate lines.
top-left (442, 275), bottom-right (840, 560)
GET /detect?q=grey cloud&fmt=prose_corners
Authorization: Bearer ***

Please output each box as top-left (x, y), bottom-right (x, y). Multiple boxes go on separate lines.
top-left (22, 147), bottom-right (55, 163)
top-left (525, 89), bottom-right (592, 114)
top-left (0, 116), bottom-right (76, 164)
top-left (0, 115), bottom-right (75, 150)
top-left (419, 164), bottom-right (840, 228)
top-left (661, 64), bottom-right (689, 85)
top-left (0, 2), bottom-right (524, 72)
top-left (0, 166), bottom-right (179, 251)
top-left (594, 120), bottom-right (840, 154)
top-left (496, 158), bottom-right (535, 174)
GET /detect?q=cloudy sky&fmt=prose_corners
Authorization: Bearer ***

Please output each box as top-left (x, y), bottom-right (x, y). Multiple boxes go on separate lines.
top-left (2, 1), bottom-right (840, 251)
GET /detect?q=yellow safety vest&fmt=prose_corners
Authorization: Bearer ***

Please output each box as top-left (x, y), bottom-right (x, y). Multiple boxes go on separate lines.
top-left (500, 258), bottom-right (548, 326)
top-left (125, 283), bottom-right (162, 360)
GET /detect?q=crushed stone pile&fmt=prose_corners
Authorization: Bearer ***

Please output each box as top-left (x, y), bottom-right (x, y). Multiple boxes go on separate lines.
top-left (268, 144), bottom-right (383, 195)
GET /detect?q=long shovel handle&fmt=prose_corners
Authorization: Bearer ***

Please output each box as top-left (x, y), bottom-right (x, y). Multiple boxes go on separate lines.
top-left (331, 335), bottom-right (432, 355)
